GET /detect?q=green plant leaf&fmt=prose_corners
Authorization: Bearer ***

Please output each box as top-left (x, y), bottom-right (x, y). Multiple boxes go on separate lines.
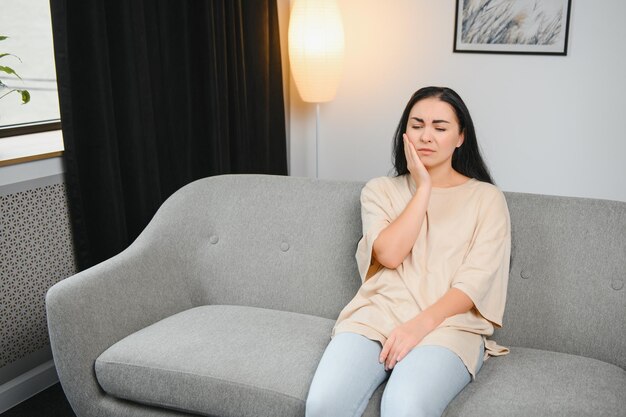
top-left (0, 53), bottom-right (22, 62)
top-left (0, 36), bottom-right (8, 41)
top-left (17, 89), bottom-right (30, 104)
top-left (0, 89), bottom-right (15, 100)
top-left (0, 79), bottom-right (6, 88)
top-left (0, 88), bottom-right (30, 104)
top-left (0, 65), bottom-right (22, 80)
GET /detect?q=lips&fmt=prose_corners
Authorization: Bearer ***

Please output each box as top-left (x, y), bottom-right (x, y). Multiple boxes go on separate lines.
top-left (417, 148), bottom-right (435, 152)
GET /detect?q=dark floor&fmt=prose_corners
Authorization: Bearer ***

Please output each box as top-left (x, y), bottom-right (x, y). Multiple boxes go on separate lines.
top-left (2, 383), bottom-right (76, 417)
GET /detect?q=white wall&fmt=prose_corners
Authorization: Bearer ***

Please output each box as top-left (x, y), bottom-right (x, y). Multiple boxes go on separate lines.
top-left (280, 0), bottom-right (626, 202)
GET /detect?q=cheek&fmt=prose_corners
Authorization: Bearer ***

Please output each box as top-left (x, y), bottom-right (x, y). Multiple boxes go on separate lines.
top-left (405, 130), bottom-right (419, 143)
top-left (443, 133), bottom-right (462, 149)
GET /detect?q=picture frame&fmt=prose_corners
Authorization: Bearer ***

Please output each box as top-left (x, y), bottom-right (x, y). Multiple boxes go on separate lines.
top-left (453, 0), bottom-right (572, 55)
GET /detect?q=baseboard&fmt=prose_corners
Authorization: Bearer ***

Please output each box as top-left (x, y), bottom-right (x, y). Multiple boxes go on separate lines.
top-left (0, 346), bottom-right (53, 386)
top-left (0, 360), bottom-right (59, 414)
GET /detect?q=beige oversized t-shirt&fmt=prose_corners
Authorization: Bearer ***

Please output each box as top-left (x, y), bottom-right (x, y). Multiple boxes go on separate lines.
top-left (332, 174), bottom-right (511, 380)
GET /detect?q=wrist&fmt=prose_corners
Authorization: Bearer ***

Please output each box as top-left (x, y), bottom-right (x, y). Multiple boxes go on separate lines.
top-left (414, 310), bottom-right (441, 333)
top-left (411, 184), bottom-right (431, 200)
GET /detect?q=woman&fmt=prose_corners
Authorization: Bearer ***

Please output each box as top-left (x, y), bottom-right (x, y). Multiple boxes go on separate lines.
top-left (305, 86), bottom-right (511, 417)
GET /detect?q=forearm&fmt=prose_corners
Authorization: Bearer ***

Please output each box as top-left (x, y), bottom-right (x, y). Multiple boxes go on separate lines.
top-left (382, 287), bottom-right (477, 369)
top-left (418, 287), bottom-right (475, 331)
top-left (373, 187), bottom-right (431, 268)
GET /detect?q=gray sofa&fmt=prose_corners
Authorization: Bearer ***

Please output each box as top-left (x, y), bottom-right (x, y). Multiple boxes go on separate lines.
top-left (46, 174), bottom-right (626, 417)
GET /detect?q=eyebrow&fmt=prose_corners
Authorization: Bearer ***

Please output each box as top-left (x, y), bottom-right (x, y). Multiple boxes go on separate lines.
top-left (410, 117), bottom-right (450, 124)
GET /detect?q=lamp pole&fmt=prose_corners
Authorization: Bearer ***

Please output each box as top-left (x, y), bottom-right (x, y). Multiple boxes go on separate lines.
top-left (316, 103), bottom-right (320, 179)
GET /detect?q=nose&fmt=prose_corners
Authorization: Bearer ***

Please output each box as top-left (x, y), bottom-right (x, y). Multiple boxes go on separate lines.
top-left (419, 129), bottom-right (433, 143)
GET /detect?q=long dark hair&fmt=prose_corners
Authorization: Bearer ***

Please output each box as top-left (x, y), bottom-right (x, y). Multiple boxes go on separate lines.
top-left (391, 86), bottom-right (494, 184)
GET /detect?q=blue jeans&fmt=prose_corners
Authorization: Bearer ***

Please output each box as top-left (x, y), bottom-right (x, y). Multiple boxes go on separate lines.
top-left (306, 332), bottom-right (484, 417)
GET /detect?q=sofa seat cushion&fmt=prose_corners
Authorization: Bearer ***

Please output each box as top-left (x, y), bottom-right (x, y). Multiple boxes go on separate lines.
top-left (95, 305), bottom-right (334, 417)
top-left (439, 346), bottom-right (626, 417)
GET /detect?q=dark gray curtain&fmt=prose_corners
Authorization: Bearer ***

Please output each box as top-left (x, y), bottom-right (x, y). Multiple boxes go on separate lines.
top-left (50, 0), bottom-right (287, 271)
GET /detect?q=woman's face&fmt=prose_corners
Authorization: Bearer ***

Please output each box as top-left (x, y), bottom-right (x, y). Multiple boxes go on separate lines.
top-left (404, 97), bottom-right (464, 170)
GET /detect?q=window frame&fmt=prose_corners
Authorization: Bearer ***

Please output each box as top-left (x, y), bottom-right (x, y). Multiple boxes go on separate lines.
top-left (0, 119), bottom-right (61, 139)
top-left (1, 0), bottom-right (62, 139)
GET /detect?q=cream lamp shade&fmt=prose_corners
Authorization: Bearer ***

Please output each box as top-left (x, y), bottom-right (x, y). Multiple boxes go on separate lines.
top-left (288, 0), bottom-right (345, 103)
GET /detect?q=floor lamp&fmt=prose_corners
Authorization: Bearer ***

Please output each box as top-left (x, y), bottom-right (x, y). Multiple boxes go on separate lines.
top-left (288, 0), bottom-right (345, 179)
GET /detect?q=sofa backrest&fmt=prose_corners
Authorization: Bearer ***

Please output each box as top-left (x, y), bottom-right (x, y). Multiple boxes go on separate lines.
top-left (142, 174), bottom-right (626, 370)
top-left (146, 174), bottom-right (365, 321)
top-left (495, 190), bottom-right (626, 371)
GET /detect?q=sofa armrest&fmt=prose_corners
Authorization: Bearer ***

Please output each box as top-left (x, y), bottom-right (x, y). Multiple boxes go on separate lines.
top-left (46, 236), bottom-right (194, 416)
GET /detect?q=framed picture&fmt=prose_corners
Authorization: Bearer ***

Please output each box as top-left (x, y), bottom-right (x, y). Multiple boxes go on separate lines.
top-left (454, 0), bottom-right (572, 55)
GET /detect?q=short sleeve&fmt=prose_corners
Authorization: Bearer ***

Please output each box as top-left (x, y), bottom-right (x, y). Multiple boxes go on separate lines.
top-left (355, 178), bottom-right (394, 283)
top-left (451, 188), bottom-right (511, 328)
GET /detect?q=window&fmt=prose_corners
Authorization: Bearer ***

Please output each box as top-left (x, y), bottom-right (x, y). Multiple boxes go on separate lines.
top-left (0, 0), bottom-right (61, 138)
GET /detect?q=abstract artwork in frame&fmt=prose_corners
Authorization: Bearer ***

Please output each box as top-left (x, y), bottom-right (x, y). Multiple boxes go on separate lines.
top-left (454, 0), bottom-right (572, 55)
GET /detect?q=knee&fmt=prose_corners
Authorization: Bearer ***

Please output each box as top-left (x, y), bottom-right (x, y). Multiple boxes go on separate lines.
top-left (381, 387), bottom-right (444, 417)
top-left (307, 383), bottom-right (367, 417)
top-left (305, 386), bottom-right (341, 417)
top-left (304, 394), bottom-right (324, 417)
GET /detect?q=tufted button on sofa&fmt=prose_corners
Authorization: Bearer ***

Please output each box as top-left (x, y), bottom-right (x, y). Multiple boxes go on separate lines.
top-left (46, 174), bottom-right (626, 417)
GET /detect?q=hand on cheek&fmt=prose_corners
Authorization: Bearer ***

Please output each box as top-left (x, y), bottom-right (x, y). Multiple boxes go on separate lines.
top-left (403, 133), bottom-right (432, 190)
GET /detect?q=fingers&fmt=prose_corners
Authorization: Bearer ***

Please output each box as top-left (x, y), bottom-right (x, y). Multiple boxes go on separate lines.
top-left (381, 334), bottom-right (404, 371)
top-left (386, 346), bottom-right (413, 370)
top-left (402, 134), bottom-right (412, 166)
top-left (403, 134), bottom-right (417, 170)
top-left (403, 134), bottom-right (413, 160)
top-left (379, 334), bottom-right (394, 364)
top-left (403, 133), bottom-right (413, 152)
top-left (385, 346), bottom-right (400, 370)
top-left (381, 338), bottom-right (413, 370)
top-left (404, 134), bottom-right (422, 169)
